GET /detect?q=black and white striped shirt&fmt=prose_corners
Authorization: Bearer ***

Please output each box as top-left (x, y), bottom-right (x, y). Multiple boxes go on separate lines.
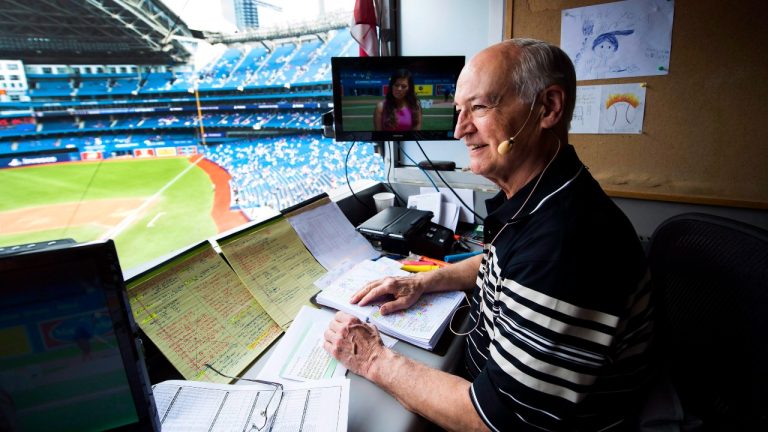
top-left (466, 145), bottom-right (653, 431)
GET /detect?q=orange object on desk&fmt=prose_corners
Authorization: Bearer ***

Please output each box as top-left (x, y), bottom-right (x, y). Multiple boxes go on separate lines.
top-left (418, 255), bottom-right (449, 267)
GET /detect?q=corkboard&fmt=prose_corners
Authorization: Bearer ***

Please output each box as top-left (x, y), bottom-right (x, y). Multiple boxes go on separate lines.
top-left (509, 0), bottom-right (768, 208)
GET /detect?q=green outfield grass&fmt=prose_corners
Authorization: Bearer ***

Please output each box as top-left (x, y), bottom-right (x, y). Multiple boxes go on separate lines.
top-left (0, 158), bottom-right (218, 270)
top-left (340, 95), bottom-right (455, 131)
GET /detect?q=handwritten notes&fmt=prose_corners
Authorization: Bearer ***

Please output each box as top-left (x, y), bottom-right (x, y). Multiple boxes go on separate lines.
top-left (315, 258), bottom-right (464, 350)
top-left (127, 244), bottom-right (282, 383)
top-left (218, 217), bottom-right (327, 329)
top-left (285, 197), bottom-right (379, 272)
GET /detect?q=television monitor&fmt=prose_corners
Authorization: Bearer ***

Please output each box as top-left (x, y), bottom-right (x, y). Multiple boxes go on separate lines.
top-left (0, 240), bottom-right (160, 431)
top-left (331, 56), bottom-right (465, 142)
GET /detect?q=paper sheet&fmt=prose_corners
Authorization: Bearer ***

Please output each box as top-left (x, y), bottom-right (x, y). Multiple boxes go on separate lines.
top-left (257, 306), bottom-right (396, 383)
top-left (218, 217), bottom-right (327, 329)
top-left (126, 244), bottom-right (282, 383)
top-left (153, 378), bottom-right (349, 432)
top-left (419, 186), bottom-right (475, 223)
top-left (439, 201), bottom-right (460, 232)
top-left (285, 197), bottom-right (379, 272)
top-left (561, 0), bottom-right (675, 80)
top-left (257, 306), bottom-right (347, 382)
top-left (406, 192), bottom-right (442, 223)
top-left (571, 83), bottom-right (647, 134)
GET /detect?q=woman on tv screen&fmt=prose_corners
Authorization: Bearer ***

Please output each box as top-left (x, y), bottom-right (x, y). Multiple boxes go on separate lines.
top-left (373, 69), bottom-right (423, 131)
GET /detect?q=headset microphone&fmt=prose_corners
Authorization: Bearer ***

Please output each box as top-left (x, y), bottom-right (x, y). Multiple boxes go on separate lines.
top-left (497, 101), bottom-right (537, 155)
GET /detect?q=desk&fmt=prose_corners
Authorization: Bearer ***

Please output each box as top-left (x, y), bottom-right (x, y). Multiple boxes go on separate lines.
top-left (238, 306), bottom-right (468, 432)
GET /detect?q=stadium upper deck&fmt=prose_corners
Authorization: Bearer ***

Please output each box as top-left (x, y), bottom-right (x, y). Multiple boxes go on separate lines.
top-left (0, 27), bottom-right (386, 215)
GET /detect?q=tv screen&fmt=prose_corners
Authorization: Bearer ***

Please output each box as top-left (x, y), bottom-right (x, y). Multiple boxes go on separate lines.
top-left (331, 56), bottom-right (465, 142)
top-left (0, 241), bottom-right (160, 431)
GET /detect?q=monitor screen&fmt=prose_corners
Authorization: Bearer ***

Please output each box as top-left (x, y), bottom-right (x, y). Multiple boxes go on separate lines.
top-left (0, 241), bottom-right (159, 431)
top-left (331, 56), bottom-right (465, 142)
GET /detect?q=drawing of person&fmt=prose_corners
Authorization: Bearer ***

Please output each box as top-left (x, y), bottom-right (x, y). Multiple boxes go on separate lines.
top-left (589, 30), bottom-right (634, 78)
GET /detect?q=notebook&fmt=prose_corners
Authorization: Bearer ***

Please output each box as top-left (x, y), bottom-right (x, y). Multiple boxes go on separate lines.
top-left (314, 258), bottom-right (464, 350)
top-left (0, 240), bottom-right (161, 431)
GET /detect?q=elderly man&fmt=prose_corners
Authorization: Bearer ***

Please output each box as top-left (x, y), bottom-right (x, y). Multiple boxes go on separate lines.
top-left (324, 38), bottom-right (653, 431)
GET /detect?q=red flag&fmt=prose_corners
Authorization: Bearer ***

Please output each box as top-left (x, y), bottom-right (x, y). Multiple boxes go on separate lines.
top-left (351, 0), bottom-right (378, 57)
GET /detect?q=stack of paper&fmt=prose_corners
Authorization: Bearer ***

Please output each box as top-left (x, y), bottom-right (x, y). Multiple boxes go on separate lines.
top-left (315, 258), bottom-right (464, 350)
top-left (153, 378), bottom-right (349, 431)
top-left (410, 187), bottom-right (477, 231)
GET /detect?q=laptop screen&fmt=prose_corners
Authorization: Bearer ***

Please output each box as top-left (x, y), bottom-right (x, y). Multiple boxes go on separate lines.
top-left (0, 240), bottom-right (159, 431)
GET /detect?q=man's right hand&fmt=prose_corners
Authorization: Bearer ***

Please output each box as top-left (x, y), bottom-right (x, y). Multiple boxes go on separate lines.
top-left (350, 275), bottom-right (424, 315)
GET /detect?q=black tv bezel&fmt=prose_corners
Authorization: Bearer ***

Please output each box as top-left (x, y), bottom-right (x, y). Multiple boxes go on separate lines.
top-left (0, 240), bottom-right (161, 431)
top-left (331, 55), bottom-right (465, 142)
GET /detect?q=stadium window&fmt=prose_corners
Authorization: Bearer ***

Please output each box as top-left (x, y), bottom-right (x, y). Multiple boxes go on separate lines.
top-left (42, 67), bottom-right (52, 74)
top-left (57, 67), bottom-right (67, 74)
top-left (10, 75), bottom-right (19, 81)
top-left (7, 63), bottom-right (19, 70)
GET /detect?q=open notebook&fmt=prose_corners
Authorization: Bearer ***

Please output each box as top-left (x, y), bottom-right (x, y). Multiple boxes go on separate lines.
top-left (315, 258), bottom-right (464, 350)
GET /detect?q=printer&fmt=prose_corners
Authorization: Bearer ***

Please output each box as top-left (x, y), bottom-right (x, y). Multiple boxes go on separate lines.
top-left (357, 207), bottom-right (454, 257)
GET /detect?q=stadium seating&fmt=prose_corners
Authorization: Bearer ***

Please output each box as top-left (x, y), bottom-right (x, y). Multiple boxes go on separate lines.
top-left (0, 27), bottom-right (384, 215)
top-left (29, 79), bottom-right (73, 97)
top-left (203, 133), bottom-right (384, 215)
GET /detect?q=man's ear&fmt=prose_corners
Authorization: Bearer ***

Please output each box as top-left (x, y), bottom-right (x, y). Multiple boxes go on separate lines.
top-left (539, 85), bottom-right (565, 129)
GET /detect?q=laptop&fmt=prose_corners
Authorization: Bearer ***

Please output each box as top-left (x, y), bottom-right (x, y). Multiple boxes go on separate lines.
top-left (0, 240), bottom-right (160, 431)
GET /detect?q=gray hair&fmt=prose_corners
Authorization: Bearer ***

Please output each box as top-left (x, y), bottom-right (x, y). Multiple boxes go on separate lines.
top-left (503, 38), bottom-right (577, 128)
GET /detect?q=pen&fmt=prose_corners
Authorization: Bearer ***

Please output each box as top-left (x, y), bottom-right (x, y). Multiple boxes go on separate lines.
top-left (401, 260), bottom-right (435, 266)
top-left (401, 264), bottom-right (441, 272)
top-left (462, 236), bottom-right (485, 247)
top-left (443, 250), bottom-right (483, 263)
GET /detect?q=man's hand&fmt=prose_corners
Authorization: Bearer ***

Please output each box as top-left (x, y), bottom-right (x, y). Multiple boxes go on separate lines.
top-left (323, 312), bottom-right (385, 378)
top-left (350, 275), bottom-right (424, 315)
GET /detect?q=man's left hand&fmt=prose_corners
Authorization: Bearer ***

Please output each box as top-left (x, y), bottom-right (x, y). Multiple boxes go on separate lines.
top-left (323, 312), bottom-right (385, 378)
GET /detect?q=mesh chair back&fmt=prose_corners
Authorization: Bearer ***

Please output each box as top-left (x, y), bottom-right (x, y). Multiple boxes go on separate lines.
top-left (648, 213), bottom-right (768, 430)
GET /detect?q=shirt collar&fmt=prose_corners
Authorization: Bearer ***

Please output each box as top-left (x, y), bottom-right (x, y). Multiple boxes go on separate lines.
top-left (484, 144), bottom-right (584, 240)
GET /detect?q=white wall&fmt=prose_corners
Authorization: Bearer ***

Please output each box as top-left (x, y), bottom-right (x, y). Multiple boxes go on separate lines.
top-left (395, 0), bottom-right (505, 174)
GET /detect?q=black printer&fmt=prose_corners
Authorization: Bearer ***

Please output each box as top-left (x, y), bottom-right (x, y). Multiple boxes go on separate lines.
top-left (357, 207), bottom-right (454, 257)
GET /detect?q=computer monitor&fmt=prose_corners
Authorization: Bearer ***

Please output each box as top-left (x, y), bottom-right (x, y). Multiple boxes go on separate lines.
top-left (0, 240), bottom-right (160, 431)
top-left (331, 56), bottom-right (465, 142)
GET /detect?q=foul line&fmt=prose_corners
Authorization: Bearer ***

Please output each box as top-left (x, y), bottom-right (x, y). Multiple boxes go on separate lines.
top-left (100, 158), bottom-right (202, 240)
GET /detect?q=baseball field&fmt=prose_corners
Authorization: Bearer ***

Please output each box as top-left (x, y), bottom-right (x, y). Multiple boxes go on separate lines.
top-left (340, 96), bottom-right (456, 131)
top-left (0, 156), bottom-right (247, 271)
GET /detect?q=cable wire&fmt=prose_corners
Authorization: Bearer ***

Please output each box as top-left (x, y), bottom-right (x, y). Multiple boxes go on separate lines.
top-left (384, 141), bottom-right (407, 206)
top-left (414, 140), bottom-right (485, 223)
top-left (344, 141), bottom-right (375, 212)
top-left (400, 146), bottom-right (440, 192)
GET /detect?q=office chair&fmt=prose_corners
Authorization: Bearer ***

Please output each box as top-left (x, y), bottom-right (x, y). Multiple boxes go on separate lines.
top-left (646, 212), bottom-right (768, 431)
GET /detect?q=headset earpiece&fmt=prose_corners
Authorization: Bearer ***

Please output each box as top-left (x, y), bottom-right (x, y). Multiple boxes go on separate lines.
top-left (497, 139), bottom-right (513, 155)
top-left (497, 101), bottom-right (537, 156)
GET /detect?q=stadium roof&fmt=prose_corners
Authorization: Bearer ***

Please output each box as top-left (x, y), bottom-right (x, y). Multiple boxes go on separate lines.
top-left (0, 0), bottom-right (200, 65)
top-left (204, 10), bottom-right (351, 45)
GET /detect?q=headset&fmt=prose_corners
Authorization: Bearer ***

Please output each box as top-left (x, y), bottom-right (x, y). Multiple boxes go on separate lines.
top-left (497, 101), bottom-right (539, 155)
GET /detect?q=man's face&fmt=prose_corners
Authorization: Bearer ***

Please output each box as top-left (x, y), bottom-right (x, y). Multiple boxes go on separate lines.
top-left (453, 49), bottom-right (534, 184)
